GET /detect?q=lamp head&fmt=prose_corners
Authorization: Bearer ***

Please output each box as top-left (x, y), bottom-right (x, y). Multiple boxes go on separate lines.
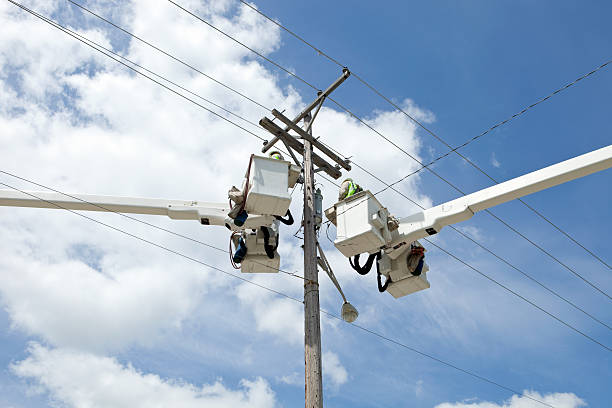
top-left (341, 302), bottom-right (358, 323)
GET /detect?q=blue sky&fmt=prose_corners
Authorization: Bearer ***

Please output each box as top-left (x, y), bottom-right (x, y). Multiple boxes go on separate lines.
top-left (0, 1), bottom-right (610, 407)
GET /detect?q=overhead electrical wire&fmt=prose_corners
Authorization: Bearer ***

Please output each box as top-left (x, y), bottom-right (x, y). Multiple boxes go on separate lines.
top-left (0, 170), bottom-right (306, 281)
top-left (0, 178), bottom-right (555, 408)
top-left (423, 238), bottom-right (611, 352)
top-left (160, 1), bottom-right (611, 300)
top-left (166, 0), bottom-right (610, 297)
top-left (168, 0), bottom-right (611, 300)
top-left (65, 0), bottom-right (272, 112)
top-left (57, 1), bottom-right (606, 309)
top-left (0, 180), bottom-right (303, 300)
top-left (11, 1), bottom-right (610, 344)
top-left (6, 2), bottom-right (608, 402)
top-left (239, 0), bottom-right (612, 271)
top-left (60, 0), bottom-right (342, 191)
top-left (319, 144), bottom-right (612, 332)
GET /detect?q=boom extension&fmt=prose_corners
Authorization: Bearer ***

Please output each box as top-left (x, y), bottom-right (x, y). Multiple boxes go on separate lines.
top-left (0, 190), bottom-right (275, 230)
top-left (393, 144), bottom-right (612, 250)
top-left (327, 144), bottom-right (612, 259)
top-left (324, 144), bottom-right (611, 298)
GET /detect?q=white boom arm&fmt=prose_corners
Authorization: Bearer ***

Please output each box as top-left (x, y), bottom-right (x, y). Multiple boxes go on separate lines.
top-left (392, 144), bottom-right (612, 250)
top-left (0, 190), bottom-right (275, 230)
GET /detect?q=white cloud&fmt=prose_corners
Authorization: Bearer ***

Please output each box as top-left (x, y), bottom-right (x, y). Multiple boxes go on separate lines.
top-left (235, 278), bottom-right (304, 345)
top-left (491, 152), bottom-right (501, 168)
top-left (322, 351), bottom-right (348, 388)
top-left (276, 371), bottom-right (302, 386)
top-left (415, 379), bottom-right (424, 397)
top-left (0, 0), bottom-right (431, 352)
top-left (435, 391), bottom-right (586, 408)
top-left (0, 0), bottom-right (435, 405)
top-left (0, 251), bottom-right (207, 352)
top-left (457, 225), bottom-right (485, 242)
top-left (12, 343), bottom-right (278, 408)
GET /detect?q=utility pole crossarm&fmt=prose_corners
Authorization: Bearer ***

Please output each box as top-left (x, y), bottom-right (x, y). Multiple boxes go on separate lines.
top-left (271, 109), bottom-right (351, 171)
top-left (259, 117), bottom-right (342, 179)
top-left (0, 190), bottom-right (275, 228)
top-left (396, 144), bottom-right (612, 244)
top-left (261, 68), bottom-right (350, 154)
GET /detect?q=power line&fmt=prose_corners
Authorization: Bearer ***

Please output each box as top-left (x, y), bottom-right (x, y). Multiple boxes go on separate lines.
top-left (176, 0), bottom-right (611, 298)
top-left (2, 2), bottom-right (314, 281)
top-left (316, 141), bottom-right (612, 331)
top-left (318, 310), bottom-right (558, 408)
top-left (4, 2), bottom-right (602, 400)
top-left (11, 0), bottom-right (609, 346)
top-left (239, 0), bottom-right (612, 271)
top-left (347, 167), bottom-right (612, 331)
top-left (66, 0), bottom-right (271, 111)
top-left (0, 180), bottom-right (555, 408)
top-left (326, 170), bottom-right (612, 336)
top-left (424, 238), bottom-right (611, 352)
top-left (60, 0), bottom-right (342, 192)
top-left (0, 179), bottom-right (302, 300)
top-left (166, 0), bottom-right (315, 90)
top-left (0, 170), bottom-right (305, 281)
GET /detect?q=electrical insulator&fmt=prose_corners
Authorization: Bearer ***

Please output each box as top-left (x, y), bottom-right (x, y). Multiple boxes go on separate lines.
top-left (314, 188), bottom-right (323, 226)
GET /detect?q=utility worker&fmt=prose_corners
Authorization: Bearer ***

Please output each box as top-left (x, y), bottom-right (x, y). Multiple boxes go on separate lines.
top-left (268, 150), bottom-right (284, 160)
top-left (338, 178), bottom-right (363, 201)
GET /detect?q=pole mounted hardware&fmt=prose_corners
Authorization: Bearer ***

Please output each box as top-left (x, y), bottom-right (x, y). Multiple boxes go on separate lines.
top-left (260, 68), bottom-right (350, 154)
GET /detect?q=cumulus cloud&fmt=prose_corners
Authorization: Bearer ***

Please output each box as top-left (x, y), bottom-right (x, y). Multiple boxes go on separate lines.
top-left (435, 391), bottom-right (586, 408)
top-left (0, 252), bottom-right (207, 352)
top-left (491, 152), bottom-right (501, 168)
top-left (12, 343), bottom-right (278, 408)
top-left (0, 0), bottom-right (431, 351)
top-left (235, 277), bottom-right (304, 345)
top-left (322, 351), bottom-right (348, 388)
top-left (0, 0), bottom-right (434, 405)
top-left (415, 379), bottom-right (424, 397)
top-left (276, 371), bottom-right (302, 386)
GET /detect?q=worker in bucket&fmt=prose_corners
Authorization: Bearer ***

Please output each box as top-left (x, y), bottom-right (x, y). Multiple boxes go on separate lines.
top-left (338, 178), bottom-right (363, 201)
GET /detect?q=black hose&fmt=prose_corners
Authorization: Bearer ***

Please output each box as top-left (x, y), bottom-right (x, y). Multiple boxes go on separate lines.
top-left (377, 271), bottom-right (390, 292)
top-left (349, 252), bottom-right (378, 275)
top-left (275, 209), bottom-right (294, 225)
top-left (375, 252), bottom-right (390, 292)
top-left (260, 227), bottom-right (276, 259)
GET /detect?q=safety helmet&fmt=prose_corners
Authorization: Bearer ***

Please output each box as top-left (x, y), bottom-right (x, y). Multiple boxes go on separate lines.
top-left (339, 178), bottom-right (360, 200)
top-left (269, 150), bottom-right (284, 160)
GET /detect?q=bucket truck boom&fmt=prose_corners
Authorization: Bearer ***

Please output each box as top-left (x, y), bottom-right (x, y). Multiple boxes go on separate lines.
top-left (391, 144), bottom-right (612, 255)
top-left (0, 189), bottom-right (275, 230)
top-left (326, 144), bottom-right (612, 297)
top-left (0, 154), bottom-right (301, 274)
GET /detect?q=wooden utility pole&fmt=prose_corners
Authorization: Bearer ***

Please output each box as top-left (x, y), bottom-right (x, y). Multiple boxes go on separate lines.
top-left (258, 69), bottom-right (352, 408)
top-left (303, 113), bottom-right (323, 407)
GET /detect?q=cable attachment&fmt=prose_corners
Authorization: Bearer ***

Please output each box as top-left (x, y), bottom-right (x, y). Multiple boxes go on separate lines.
top-left (260, 226), bottom-right (278, 259)
top-left (349, 252), bottom-right (379, 275)
top-left (374, 252), bottom-right (390, 292)
top-left (274, 209), bottom-right (294, 225)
